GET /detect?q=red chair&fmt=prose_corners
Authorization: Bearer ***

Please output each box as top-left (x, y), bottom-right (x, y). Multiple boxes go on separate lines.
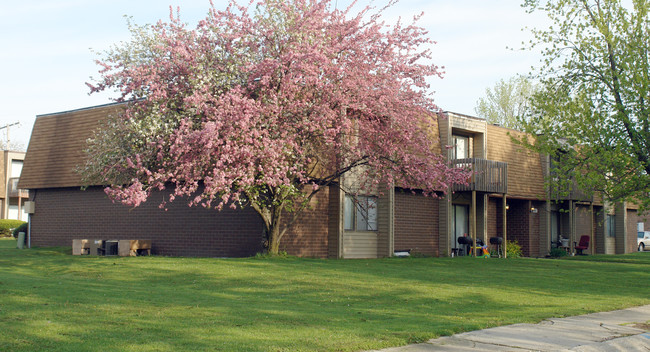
top-left (575, 235), bottom-right (590, 255)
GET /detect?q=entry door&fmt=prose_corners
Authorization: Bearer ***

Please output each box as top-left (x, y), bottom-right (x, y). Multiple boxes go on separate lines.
top-left (452, 205), bottom-right (469, 252)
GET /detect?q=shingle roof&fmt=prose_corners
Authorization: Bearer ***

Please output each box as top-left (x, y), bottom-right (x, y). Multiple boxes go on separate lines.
top-left (19, 103), bottom-right (125, 189)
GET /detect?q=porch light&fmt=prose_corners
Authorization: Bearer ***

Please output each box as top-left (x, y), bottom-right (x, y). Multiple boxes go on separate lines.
top-left (530, 207), bottom-right (538, 213)
top-left (505, 204), bottom-right (510, 210)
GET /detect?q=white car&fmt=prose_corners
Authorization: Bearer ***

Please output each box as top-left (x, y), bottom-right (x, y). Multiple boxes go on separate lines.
top-left (639, 231), bottom-right (650, 251)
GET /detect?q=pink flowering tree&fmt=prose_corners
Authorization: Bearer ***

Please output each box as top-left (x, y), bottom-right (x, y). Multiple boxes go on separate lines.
top-left (82, 0), bottom-right (469, 254)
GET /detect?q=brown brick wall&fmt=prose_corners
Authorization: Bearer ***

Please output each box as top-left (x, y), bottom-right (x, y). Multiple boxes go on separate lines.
top-left (393, 191), bottom-right (438, 256)
top-left (593, 206), bottom-right (604, 254)
top-left (30, 186), bottom-right (265, 257)
top-left (575, 204), bottom-right (593, 254)
top-left (489, 197), bottom-right (505, 239)
top-left (528, 200), bottom-right (542, 257)
top-left (279, 188), bottom-right (330, 258)
top-left (507, 199), bottom-right (532, 256)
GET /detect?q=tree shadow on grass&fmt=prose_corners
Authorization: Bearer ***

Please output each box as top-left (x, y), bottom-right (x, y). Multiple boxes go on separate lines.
top-left (1, 248), bottom-right (649, 351)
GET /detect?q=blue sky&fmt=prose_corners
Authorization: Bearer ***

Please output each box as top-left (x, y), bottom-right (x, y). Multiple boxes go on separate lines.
top-left (0, 0), bottom-right (548, 148)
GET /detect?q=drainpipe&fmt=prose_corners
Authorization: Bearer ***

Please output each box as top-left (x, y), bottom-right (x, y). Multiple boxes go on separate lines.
top-left (27, 213), bottom-right (31, 248)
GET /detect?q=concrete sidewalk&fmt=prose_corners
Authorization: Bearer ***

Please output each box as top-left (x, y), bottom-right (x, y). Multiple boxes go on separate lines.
top-left (369, 305), bottom-right (650, 351)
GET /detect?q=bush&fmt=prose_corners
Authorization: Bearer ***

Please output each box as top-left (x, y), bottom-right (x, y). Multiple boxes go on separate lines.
top-left (505, 240), bottom-right (523, 258)
top-left (549, 247), bottom-right (568, 258)
top-left (12, 222), bottom-right (28, 237)
top-left (0, 219), bottom-right (26, 238)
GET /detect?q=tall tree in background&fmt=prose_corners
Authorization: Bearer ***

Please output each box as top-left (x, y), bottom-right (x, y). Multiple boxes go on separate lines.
top-left (474, 76), bottom-right (536, 130)
top-left (81, 0), bottom-right (469, 254)
top-left (520, 0), bottom-right (650, 209)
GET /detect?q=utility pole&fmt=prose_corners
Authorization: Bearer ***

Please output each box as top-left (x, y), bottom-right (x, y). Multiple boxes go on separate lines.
top-left (0, 122), bottom-right (20, 150)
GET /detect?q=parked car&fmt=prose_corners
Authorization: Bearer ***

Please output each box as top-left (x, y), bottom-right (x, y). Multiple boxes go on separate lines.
top-left (638, 231), bottom-right (650, 251)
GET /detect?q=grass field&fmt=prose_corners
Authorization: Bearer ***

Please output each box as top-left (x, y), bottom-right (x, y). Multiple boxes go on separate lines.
top-left (1, 238), bottom-right (649, 352)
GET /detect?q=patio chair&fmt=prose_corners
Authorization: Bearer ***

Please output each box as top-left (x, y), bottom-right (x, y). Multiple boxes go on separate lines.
top-left (574, 235), bottom-right (590, 255)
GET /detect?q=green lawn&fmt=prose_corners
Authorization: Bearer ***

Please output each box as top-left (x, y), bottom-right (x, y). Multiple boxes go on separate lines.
top-left (1, 238), bottom-right (649, 352)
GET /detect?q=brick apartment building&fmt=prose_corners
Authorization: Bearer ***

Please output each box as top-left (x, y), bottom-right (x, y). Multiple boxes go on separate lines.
top-left (18, 103), bottom-right (649, 257)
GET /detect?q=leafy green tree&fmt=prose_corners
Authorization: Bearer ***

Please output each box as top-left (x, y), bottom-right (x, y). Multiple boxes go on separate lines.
top-left (520, 0), bottom-right (650, 209)
top-left (474, 76), bottom-right (536, 130)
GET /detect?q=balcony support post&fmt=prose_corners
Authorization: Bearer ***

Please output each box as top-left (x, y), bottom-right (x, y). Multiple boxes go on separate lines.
top-left (502, 194), bottom-right (508, 258)
top-left (471, 190), bottom-right (477, 257)
top-left (590, 202), bottom-right (594, 255)
top-left (569, 200), bottom-right (575, 254)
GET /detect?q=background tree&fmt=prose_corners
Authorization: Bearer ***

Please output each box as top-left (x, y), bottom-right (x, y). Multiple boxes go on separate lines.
top-left (519, 0), bottom-right (650, 209)
top-left (82, 0), bottom-right (469, 254)
top-left (474, 76), bottom-right (536, 130)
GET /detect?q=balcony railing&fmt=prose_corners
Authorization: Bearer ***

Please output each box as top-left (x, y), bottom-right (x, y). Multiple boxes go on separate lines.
top-left (451, 158), bottom-right (508, 193)
top-left (8, 178), bottom-right (28, 198)
top-left (550, 178), bottom-right (593, 202)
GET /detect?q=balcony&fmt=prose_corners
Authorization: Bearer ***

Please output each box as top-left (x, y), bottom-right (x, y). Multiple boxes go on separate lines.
top-left (550, 178), bottom-right (593, 202)
top-left (8, 178), bottom-right (28, 198)
top-left (451, 158), bottom-right (508, 193)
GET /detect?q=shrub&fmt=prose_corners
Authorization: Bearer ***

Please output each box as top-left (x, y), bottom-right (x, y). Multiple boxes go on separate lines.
top-left (0, 219), bottom-right (26, 238)
top-left (12, 222), bottom-right (28, 237)
top-left (505, 240), bottom-right (523, 258)
top-left (549, 247), bottom-right (568, 258)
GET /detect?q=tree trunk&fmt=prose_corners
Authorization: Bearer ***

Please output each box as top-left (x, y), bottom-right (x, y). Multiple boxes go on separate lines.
top-left (266, 222), bottom-right (279, 255)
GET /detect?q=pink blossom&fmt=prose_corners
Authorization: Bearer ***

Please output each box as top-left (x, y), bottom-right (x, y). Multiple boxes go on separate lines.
top-left (85, 0), bottom-right (470, 253)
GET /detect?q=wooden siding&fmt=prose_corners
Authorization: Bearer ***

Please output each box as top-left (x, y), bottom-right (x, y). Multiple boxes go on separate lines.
top-left (19, 103), bottom-right (124, 190)
top-left (327, 184), bottom-right (342, 258)
top-left (342, 232), bottom-right (378, 258)
top-left (0, 152), bottom-right (5, 196)
top-left (626, 209), bottom-right (639, 253)
top-left (486, 125), bottom-right (545, 199)
top-left (615, 203), bottom-right (627, 254)
top-left (425, 113), bottom-right (442, 155)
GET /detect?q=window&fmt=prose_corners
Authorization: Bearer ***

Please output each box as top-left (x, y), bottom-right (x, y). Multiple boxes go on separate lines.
top-left (344, 195), bottom-right (377, 231)
top-left (10, 160), bottom-right (23, 178)
top-left (639, 222), bottom-right (645, 239)
top-left (452, 135), bottom-right (469, 159)
top-left (607, 215), bottom-right (616, 237)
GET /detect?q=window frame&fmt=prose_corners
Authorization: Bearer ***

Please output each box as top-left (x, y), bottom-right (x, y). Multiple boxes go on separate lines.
top-left (344, 194), bottom-right (378, 232)
top-left (452, 134), bottom-right (470, 159)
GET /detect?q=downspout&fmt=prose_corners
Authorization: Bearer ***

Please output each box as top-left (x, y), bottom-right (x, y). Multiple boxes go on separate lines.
top-left (27, 189), bottom-right (35, 248)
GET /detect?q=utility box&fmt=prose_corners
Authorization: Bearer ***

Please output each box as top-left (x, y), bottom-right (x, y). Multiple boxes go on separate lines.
top-left (118, 240), bottom-right (152, 256)
top-left (88, 240), bottom-right (104, 256)
top-left (104, 240), bottom-right (119, 256)
top-left (23, 201), bottom-right (35, 214)
top-left (72, 239), bottom-right (90, 255)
